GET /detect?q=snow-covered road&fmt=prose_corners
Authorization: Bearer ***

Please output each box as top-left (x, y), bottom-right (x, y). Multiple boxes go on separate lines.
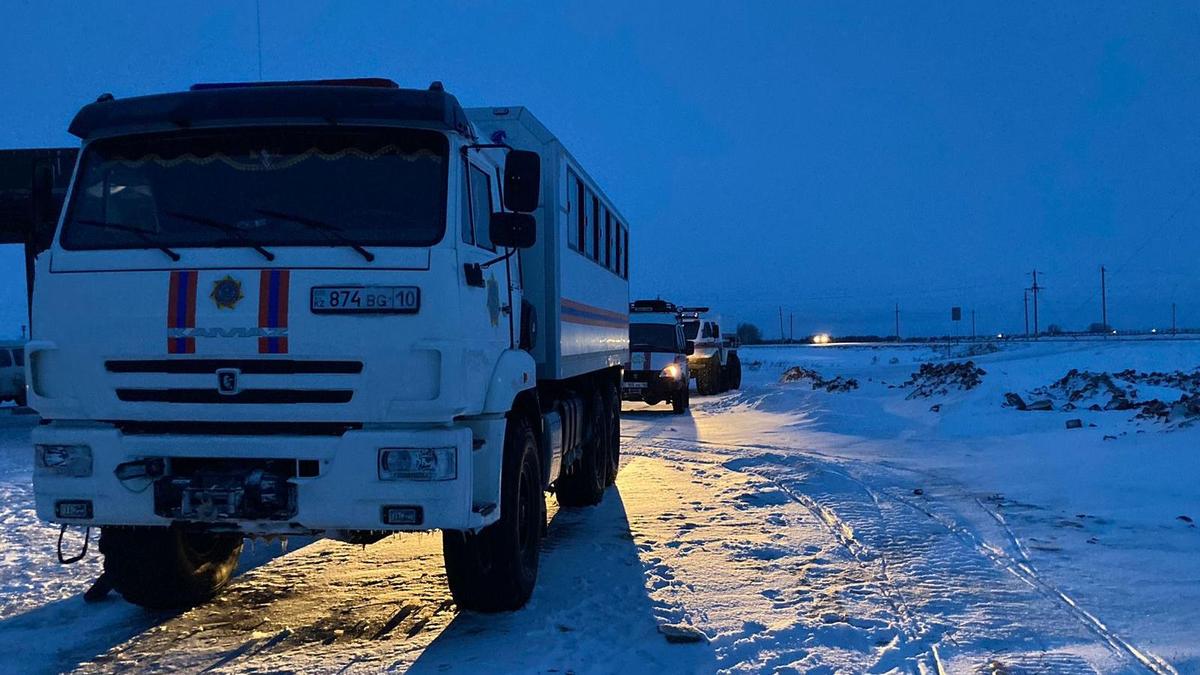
top-left (0, 339), bottom-right (1196, 673)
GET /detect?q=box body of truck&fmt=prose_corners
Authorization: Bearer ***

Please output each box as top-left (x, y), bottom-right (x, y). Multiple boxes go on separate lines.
top-left (466, 107), bottom-right (630, 384)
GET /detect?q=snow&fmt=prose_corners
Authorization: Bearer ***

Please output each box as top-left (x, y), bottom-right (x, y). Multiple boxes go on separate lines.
top-left (0, 338), bottom-right (1196, 673)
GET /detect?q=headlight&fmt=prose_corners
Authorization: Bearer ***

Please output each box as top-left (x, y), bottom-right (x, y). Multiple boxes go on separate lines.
top-left (661, 363), bottom-right (682, 380)
top-left (35, 444), bottom-right (92, 477)
top-left (378, 448), bottom-right (456, 481)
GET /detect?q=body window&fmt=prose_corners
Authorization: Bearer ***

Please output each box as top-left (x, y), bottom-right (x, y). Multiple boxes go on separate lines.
top-left (567, 171), bottom-right (580, 251)
top-left (583, 189), bottom-right (595, 259)
top-left (12, 348), bottom-right (23, 367)
top-left (591, 196), bottom-right (601, 262)
top-left (0, 350), bottom-right (10, 368)
top-left (614, 223), bottom-right (622, 277)
top-left (468, 164), bottom-right (495, 251)
top-left (576, 178), bottom-right (586, 254)
top-left (623, 226), bottom-right (629, 278)
top-left (604, 210), bottom-right (613, 270)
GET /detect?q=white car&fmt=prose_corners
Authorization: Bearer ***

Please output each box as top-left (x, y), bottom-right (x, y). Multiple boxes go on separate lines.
top-left (0, 342), bottom-right (26, 406)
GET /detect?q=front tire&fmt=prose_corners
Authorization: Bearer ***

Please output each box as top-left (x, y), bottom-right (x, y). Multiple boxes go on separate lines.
top-left (100, 526), bottom-right (243, 609)
top-left (672, 386), bottom-right (689, 414)
top-left (443, 416), bottom-right (544, 612)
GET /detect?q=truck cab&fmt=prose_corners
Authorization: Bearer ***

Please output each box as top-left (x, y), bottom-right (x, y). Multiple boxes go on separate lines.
top-left (28, 79), bottom-right (628, 612)
top-left (623, 300), bottom-right (692, 414)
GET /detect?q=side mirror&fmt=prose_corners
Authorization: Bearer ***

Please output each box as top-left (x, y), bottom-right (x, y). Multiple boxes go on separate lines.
top-left (685, 340), bottom-right (695, 356)
top-left (503, 150), bottom-right (540, 213)
top-left (490, 212), bottom-right (536, 249)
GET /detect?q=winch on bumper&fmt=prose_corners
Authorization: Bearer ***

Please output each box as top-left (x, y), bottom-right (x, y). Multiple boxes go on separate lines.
top-left (32, 422), bottom-right (491, 535)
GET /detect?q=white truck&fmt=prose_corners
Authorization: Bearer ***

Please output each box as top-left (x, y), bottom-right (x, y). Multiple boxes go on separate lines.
top-left (27, 79), bottom-right (631, 612)
top-left (681, 307), bottom-right (741, 394)
top-left (623, 300), bottom-right (692, 413)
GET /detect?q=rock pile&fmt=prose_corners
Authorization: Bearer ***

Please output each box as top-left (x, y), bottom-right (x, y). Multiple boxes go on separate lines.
top-left (780, 366), bottom-right (859, 392)
top-left (1018, 368), bottom-right (1200, 426)
top-left (901, 361), bottom-right (986, 399)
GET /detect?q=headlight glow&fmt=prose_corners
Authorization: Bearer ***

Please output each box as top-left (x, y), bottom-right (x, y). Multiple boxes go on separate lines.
top-left (35, 444), bottom-right (93, 477)
top-left (661, 363), bottom-right (682, 379)
top-left (379, 447), bottom-right (457, 481)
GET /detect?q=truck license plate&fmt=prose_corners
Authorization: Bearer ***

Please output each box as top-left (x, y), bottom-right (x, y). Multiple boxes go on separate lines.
top-left (311, 286), bottom-right (420, 314)
top-left (624, 382), bottom-right (648, 390)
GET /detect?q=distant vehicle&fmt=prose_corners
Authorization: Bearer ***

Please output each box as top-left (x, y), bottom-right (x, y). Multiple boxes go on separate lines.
top-left (28, 79), bottom-right (632, 612)
top-left (0, 341), bottom-right (25, 406)
top-left (681, 307), bottom-right (741, 394)
top-left (624, 300), bottom-right (693, 413)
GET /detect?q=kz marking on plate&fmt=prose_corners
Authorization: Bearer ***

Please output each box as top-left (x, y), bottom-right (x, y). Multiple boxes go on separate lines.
top-left (311, 286), bottom-right (420, 314)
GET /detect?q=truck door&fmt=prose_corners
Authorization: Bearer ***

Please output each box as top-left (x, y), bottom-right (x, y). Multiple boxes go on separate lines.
top-left (458, 158), bottom-right (511, 404)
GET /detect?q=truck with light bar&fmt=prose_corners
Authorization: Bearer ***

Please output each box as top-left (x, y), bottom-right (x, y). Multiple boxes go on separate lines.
top-left (27, 78), bottom-right (630, 612)
top-left (623, 300), bottom-right (693, 413)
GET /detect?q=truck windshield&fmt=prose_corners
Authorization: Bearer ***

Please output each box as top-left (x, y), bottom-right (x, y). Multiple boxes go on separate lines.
top-left (682, 320), bottom-right (700, 340)
top-left (631, 324), bottom-right (681, 353)
top-left (60, 127), bottom-right (448, 251)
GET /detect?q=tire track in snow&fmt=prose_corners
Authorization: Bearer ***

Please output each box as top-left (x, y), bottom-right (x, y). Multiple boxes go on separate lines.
top-left (633, 436), bottom-right (1171, 673)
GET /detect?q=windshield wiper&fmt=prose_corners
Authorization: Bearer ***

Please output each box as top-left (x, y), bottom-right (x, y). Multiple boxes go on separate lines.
top-left (254, 208), bottom-right (375, 262)
top-left (72, 219), bottom-right (180, 261)
top-left (163, 210), bottom-right (275, 261)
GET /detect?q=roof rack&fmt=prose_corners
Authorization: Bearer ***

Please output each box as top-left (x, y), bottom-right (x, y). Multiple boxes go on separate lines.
top-left (189, 78), bottom-right (400, 91)
top-left (678, 306), bottom-right (710, 315)
top-left (630, 299), bottom-right (677, 313)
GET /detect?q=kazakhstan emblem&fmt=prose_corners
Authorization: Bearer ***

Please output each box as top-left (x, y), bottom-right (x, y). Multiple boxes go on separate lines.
top-left (210, 275), bottom-right (244, 309)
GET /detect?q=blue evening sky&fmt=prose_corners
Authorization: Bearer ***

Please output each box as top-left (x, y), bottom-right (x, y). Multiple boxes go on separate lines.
top-left (1, 1), bottom-right (1197, 338)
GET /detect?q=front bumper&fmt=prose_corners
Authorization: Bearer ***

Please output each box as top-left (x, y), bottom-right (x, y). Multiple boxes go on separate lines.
top-left (32, 422), bottom-right (489, 535)
top-left (622, 370), bottom-right (686, 401)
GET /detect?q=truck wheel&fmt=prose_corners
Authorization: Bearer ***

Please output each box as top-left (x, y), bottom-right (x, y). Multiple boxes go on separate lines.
top-left (726, 353), bottom-right (742, 390)
top-left (100, 526), bottom-right (243, 609)
top-left (555, 390), bottom-right (608, 507)
top-left (672, 386), bottom-right (689, 414)
top-left (443, 416), bottom-right (544, 612)
top-left (603, 382), bottom-right (621, 486)
top-left (713, 355), bottom-right (728, 393)
top-left (695, 363), bottom-right (713, 395)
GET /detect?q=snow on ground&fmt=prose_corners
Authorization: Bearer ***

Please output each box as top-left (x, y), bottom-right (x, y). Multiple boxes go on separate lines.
top-left (0, 338), bottom-right (1196, 673)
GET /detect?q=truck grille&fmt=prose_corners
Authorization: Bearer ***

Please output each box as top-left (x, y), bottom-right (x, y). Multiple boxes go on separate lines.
top-left (106, 358), bottom-right (360, 405)
top-left (106, 359), bottom-right (362, 374)
top-left (115, 388), bottom-right (353, 404)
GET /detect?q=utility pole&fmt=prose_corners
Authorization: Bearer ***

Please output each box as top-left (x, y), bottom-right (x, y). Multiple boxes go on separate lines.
top-left (789, 314), bottom-right (794, 342)
top-left (1027, 270), bottom-right (1042, 338)
top-left (779, 306), bottom-right (785, 343)
top-left (1100, 265), bottom-right (1107, 334)
top-left (894, 303), bottom-right (900, 341)
top-left (1172, 302), bottom-right (1177, 336)
top-left (1023, 290), bottom-right (1029, 339)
